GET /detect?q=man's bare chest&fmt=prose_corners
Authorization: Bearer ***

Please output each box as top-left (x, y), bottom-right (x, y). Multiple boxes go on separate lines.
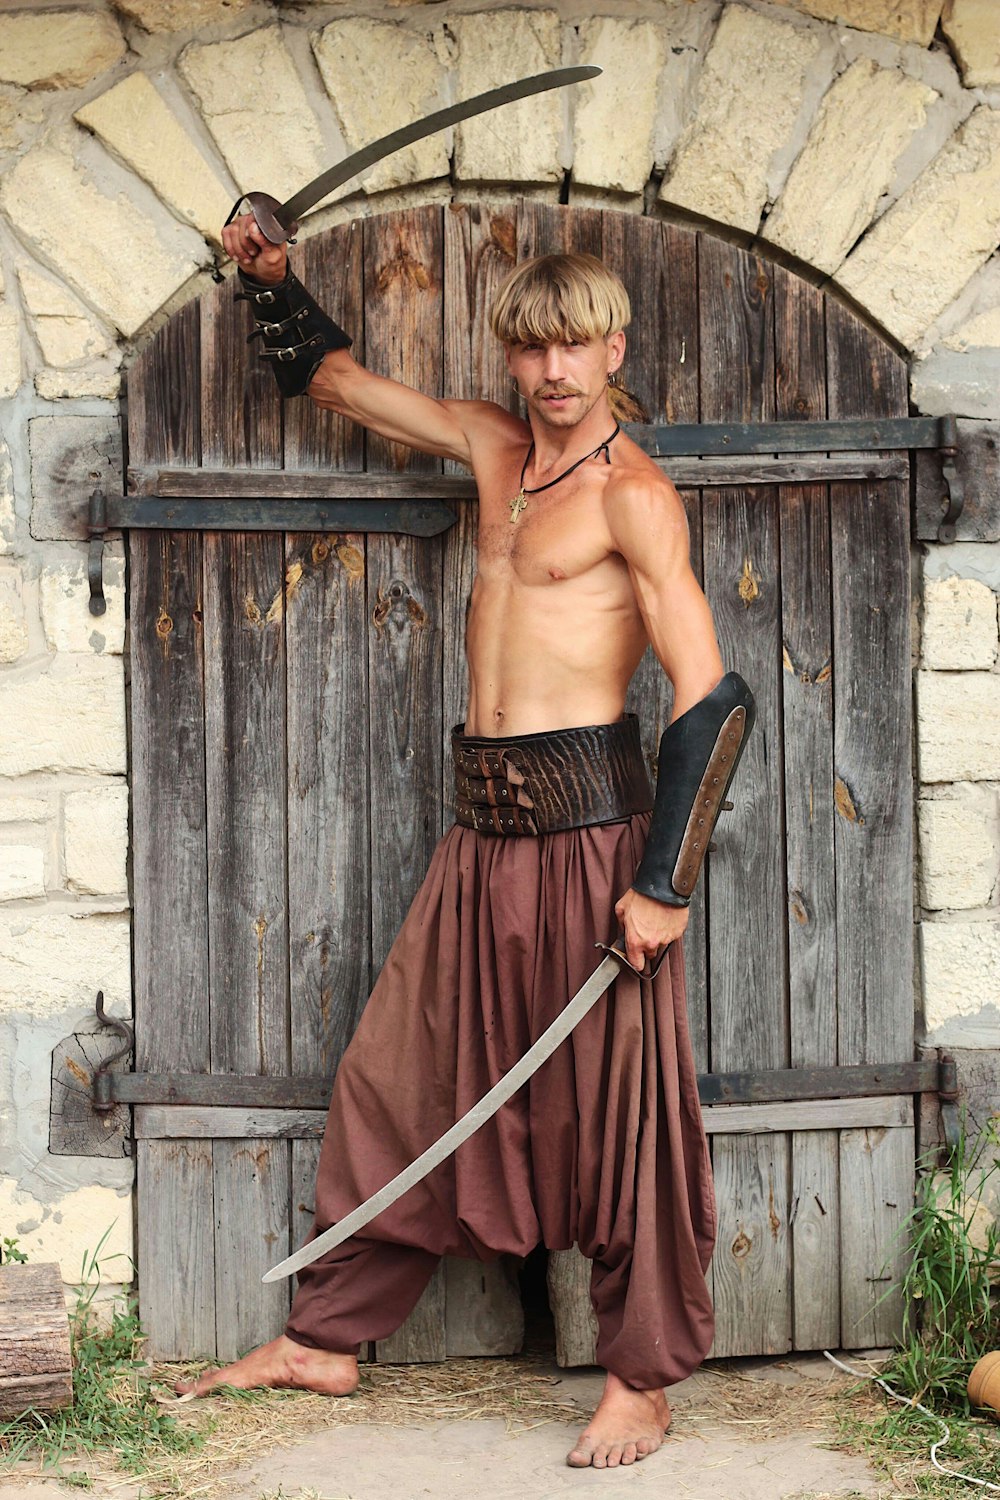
top-left (476, 481), bottom-right (615, 589)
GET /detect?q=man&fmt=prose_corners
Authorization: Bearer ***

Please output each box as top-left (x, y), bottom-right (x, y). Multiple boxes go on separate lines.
top-left (178, 213), bottom-right (754, 1471)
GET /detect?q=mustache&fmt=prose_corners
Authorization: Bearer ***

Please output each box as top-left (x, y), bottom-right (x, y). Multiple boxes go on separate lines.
top-left (535, 384), bottom-right (582, 399)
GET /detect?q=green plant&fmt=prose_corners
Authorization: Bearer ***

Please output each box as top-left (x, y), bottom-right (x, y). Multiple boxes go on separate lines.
top-left (0, 1226), bottom-right (205, 1483)
top-left (880, 1123), bottom-right (1000, 1411)
top-left (830, 1118), bottom-right (1000, 1495)
top-left (0, 1236), bottom-right (28, 1265)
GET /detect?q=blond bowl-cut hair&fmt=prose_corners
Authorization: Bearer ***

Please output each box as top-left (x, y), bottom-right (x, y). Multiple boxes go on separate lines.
top-left (489, 252), bottom-right (631, 347)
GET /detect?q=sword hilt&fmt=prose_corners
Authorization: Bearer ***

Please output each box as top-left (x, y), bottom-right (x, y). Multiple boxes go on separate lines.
top-left (224, 191), bottom-right (299, 247)
top-left (596, 928), bottom-right (670, 981)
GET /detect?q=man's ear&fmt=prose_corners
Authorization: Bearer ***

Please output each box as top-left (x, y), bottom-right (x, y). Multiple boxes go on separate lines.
top-left (607, 330), bottom-right (626, 375)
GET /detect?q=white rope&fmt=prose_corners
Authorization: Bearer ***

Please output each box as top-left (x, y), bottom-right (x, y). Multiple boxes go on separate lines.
top-left (823, 1349), bottom-right (1000, 1493)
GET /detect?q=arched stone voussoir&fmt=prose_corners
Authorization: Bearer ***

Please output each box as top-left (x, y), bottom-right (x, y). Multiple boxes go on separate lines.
top-left (0, 142), bottom-right (206, 339)
top-left (837, 105), bottom-right (1000, 352)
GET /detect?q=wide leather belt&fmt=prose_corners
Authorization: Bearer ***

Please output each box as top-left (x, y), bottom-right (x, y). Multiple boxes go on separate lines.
top-left (452, 715), bottom-right (654, 836)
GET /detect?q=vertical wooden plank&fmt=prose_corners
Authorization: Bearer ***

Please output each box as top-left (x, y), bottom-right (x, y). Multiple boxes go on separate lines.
top-left (827, 300), bottom-right (913, 1349)
top-left (517, 200), bottom-right (603, 258)
top-left (775, 267), bottom-right (840, 1349)
top-left (709, 1136), bottom-right (792, 1355)
top-left (608, 216), bottom-right (709, 1072)
top-left (282, 225), bottom-right (371, 1347)
top-left (364, 207), bottom-right (447, 1363)
top-left (826, 302), bottom-right (912, 1069)
top-left (440, 202), bottom-right (525, 1358)
top-left (200, 276), bottom-right (292, 1359)
top-left (699, 238), bottom-right (790, 1358)
top-left (284, 224), bottom-right (371, 1079)
top-left (840, 1126), bottom-right (913, 1347)
top-left (129, 302), bottom-right (217, 1359)
top-left (440, 201), bottom-right (517, 794)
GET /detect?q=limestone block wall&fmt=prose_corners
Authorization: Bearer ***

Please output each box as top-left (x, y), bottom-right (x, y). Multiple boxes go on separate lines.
top-left (0, 0), bottom-right (998, 1288)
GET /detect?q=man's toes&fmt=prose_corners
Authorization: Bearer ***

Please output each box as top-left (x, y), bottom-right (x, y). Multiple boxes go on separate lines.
top-left (636, 1435), bottom-right (657, 1457)
top-left (621, 1441), bottom-right (638, 1465)
top-left (605, 1445), bottom-right (624, 1468)
top-left (567, 1441), bottom-right (596, 1469)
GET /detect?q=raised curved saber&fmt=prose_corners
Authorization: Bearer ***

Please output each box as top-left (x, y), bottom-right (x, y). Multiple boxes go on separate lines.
top-left (262, 934), bottom-right (662, 1283)
top-left (227, 66), bottom-right (603, 247)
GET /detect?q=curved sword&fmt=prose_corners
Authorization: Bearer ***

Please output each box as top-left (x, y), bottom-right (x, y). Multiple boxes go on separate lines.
top-left (263, 935), bottom-right (662, 1283)
top-left (227, 66), bottom-right (602, 247)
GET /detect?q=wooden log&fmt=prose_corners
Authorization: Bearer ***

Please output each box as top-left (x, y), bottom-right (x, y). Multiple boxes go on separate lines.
top-left (547, 1248), bottom-right (598, 1368)
top-left (0, 1263), bottom-right (73, 1417)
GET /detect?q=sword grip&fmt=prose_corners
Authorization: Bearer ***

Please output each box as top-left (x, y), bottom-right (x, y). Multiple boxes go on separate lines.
top-left (224, 191), bottom-right (299, 246)
top-left (595, 928), bottom-right (670, 980)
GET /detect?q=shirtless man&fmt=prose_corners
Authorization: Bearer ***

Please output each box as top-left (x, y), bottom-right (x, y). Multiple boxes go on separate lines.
top-left (177, 213), bottom-right (754, 1471)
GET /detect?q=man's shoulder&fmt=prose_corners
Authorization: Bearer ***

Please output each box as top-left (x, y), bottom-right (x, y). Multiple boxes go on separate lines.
top-left (603, 449), bottom-right (683, 516)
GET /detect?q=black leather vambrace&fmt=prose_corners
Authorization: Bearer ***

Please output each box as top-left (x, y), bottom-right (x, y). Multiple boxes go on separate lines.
top-left (632, 671), bottom-right (757, 907)
top-left (236, 267), bottom-right (352, 398)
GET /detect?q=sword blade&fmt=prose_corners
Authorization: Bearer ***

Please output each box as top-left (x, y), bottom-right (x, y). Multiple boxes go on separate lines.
top-left (278, 66), bottom-right (601, 228)
top-left (262, 951), bottom-right (623, 1283)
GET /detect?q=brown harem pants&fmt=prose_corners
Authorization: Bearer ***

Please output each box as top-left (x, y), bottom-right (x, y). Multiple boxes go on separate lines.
top-left (285, 812), bottom-right (717, 1391)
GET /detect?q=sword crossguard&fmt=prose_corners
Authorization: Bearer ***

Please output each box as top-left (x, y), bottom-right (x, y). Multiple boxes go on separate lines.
top-left (224, 191), bottom-right (299, 246)
top-left (596, 930), bottom-right (670, 981)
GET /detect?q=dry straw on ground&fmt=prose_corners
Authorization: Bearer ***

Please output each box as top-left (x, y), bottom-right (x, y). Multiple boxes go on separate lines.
top-left (5, 1353), bottom-right (874, 1498)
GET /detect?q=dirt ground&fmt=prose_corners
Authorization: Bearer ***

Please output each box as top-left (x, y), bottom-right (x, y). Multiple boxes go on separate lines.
top-left (0, 1351), bottom-right (896, 1500)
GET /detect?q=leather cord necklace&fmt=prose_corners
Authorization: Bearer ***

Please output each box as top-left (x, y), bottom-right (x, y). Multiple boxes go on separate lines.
top-left (508, 422), bottom-right (621, 524)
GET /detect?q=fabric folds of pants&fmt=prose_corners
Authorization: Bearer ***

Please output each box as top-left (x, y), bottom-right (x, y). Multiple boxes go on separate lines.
top-left (285, 813), bottom-right (717, 1390)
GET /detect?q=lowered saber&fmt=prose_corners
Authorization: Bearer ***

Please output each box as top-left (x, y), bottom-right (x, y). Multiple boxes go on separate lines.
top-left (263, 934), bottom-right (661, 1283)
top-left (226, 66), bottom-right (602, 248)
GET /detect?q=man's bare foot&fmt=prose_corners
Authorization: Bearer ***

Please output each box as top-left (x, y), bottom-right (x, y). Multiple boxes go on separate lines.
top-left (173, 1334), bottom-right (359, 1399)
top-left (566, 1371), bottom-right (671, 1468)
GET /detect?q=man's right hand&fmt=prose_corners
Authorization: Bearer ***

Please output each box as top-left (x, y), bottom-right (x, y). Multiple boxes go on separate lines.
top-left (222, 211), bottom-right (288, 286)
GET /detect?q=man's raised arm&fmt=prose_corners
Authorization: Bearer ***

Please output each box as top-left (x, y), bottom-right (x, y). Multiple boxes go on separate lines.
top-left (222, 212), bottom-right (482, 467)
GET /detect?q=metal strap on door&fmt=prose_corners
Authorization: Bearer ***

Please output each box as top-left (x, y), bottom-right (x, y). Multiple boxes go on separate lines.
top-left (84, 414), bottom-right (964, 614)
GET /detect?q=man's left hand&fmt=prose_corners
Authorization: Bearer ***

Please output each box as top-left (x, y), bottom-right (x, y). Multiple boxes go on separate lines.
top-left (614, 887), bottom-right (689, 972)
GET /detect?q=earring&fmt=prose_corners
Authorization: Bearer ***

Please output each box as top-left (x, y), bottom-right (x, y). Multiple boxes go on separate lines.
top-left (607, 371), bottom-right (619, 387)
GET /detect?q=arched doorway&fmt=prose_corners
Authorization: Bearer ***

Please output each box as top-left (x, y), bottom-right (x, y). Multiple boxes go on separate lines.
top-left (125, 202), bottom-right (913, 1362)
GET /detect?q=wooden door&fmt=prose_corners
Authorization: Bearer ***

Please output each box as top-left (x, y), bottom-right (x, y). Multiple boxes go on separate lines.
top-left (127, 203), bottom-right (913, 1361)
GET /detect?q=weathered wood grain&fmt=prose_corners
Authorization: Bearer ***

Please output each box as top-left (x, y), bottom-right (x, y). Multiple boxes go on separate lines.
top-left (0, 1264), bottom-right (73, 1417)
top-left (774, 265), bottom-right (840, 1350)
top-left (127, 453), bottom-right (907, 500)
top-left (136, 1141), bottom-right (216, 1360)
top-left (445, 1257), bottom-right (524, 1357)
top-left (700, 238), bottom-right (790, 1360)
top-left (282, 225), bottom-right (364, 475)
top-left (201, 274), bottom-right (292, 1354)
top-left (708, 1132), bottom-right (792, 1357)
top-left (518, 200), bottom-right (603, 258)
top-left (284, 225), bottom-right (371, 1084)
top-left (548, 1247), bottom-right (598, 1367)
top-left (839, 1125), bottom-right (914, 1348)
top-left (827, 300), bottom-right (912, 1073)
top-left (49, 1031), bottom-right (130, 1159)
top-left (827, 302), bottom-right (912, 1352)
top-left (364, 206), bottom-right (446, 1363)
top-left (703, 1096), bottom-right (912, 1133)
top-left (128, 292), bottom-right (216, 1361)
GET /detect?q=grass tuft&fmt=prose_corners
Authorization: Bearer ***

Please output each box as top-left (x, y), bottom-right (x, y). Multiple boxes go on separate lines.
top-left (829, 1119), bottom-right (1000, 1496)
top-left (0, 1229), bottom-right (205, 1487)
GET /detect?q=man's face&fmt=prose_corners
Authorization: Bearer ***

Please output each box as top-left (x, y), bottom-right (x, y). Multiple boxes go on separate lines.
top-left (505, 331), bottom-right (625, 429)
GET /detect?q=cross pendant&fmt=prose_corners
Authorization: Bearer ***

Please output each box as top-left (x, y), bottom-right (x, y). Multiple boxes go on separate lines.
top-left (509, 490), bottom-right (527, 524)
